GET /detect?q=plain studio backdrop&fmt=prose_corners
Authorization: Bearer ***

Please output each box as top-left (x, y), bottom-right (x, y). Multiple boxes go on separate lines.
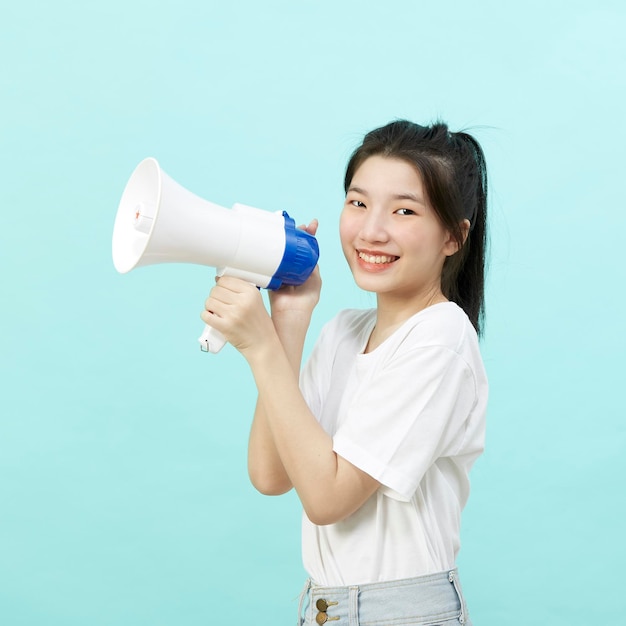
top-left (1, 1), bottom-right (624, 624)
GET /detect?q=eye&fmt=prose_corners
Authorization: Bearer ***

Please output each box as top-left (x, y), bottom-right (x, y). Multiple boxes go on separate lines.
top-left (351, 200), bottom-right (366, 208)
top-left (395, 208), bottom-right (416, 215)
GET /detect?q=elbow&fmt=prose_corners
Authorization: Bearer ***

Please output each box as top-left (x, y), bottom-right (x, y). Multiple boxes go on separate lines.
top-left (302, 484), bottom-right (376, 525)
top-left (303, 501), bottom-right (348, 526)
top-left (253, 480), bottom-right (293, 496)
top-left (248, 469), bottom-right (293, 496)
top-left (304, 510), bottom-right (334, 526)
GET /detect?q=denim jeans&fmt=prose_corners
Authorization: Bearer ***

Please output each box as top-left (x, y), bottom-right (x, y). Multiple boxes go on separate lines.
top-left (297, 569), bottom-right (471, 626)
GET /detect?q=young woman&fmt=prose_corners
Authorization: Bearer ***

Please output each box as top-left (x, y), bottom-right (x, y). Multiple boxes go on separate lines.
top-left (201, 120), bottom-right (488, 625)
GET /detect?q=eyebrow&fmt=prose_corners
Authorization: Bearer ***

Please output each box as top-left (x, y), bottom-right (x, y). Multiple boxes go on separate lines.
top-left (347, 186), bottom-right (426, 205)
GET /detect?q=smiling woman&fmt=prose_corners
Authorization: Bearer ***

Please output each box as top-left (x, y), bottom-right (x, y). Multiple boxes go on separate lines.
top-left (342, 121), bottom-right (488, 337)
top-left (201, 119), bottom-right (489, 625)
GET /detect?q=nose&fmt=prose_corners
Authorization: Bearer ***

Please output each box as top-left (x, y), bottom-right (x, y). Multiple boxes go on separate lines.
top-left (359, 208), bottom-right (389, 244)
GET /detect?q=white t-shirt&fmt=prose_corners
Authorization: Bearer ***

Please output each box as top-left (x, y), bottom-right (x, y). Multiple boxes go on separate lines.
top-left (299, 302), bottom-right (487, 586)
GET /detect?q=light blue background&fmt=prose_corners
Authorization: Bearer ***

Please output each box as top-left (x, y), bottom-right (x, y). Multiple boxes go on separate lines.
top-left (1, 1), bottom-right (624, 624)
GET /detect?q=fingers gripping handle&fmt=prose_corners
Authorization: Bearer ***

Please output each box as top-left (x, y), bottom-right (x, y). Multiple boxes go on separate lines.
top-left (198, 324), bottom-right (227, 353)
top-left (198, 269), bottom-right (262, 354)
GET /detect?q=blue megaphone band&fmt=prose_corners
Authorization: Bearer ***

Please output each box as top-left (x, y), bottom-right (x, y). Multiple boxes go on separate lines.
top-left (267, 212), bottom-right (320, 290)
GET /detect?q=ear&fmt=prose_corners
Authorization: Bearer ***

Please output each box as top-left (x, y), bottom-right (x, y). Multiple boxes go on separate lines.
top-left (443, 219), bottom-right (470, 257)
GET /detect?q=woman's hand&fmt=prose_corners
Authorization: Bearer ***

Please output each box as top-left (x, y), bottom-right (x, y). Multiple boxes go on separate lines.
top-left (269, 219), bottom-right (321, 319)
top-left (201, 277), bottom-right (275, 355)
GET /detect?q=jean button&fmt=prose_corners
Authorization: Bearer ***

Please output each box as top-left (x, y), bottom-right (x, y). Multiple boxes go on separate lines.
top-left (315, 612), bottom-right (328, 625)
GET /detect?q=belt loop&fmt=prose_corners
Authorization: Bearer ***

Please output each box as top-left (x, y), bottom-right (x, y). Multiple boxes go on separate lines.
top-left (297, 578), bottom-right (312, 625)
top-left (448, 570), bottom-right (467, 625)
top-left (348, 586), bottom-right (359, 626)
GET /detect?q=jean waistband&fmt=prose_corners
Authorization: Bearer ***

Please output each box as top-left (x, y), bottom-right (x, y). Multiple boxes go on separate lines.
top-left (298, 569), bottom-right (468, 626)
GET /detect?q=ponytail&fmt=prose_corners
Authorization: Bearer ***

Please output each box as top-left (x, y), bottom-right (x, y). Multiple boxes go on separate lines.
top-left (442, 130), bottom-right (488, 336)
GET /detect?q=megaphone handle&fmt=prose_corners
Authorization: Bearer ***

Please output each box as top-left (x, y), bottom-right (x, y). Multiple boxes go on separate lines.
top-left (198, 323), bottom-right (227, 353)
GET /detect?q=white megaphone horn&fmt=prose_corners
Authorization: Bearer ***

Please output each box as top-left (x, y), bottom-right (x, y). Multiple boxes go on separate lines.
top-left (112, 158), bottom-right (319, 353)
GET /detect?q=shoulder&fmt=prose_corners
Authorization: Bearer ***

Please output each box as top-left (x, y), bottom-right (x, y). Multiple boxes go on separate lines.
top-left (320, 308), bottom-right (376, 341)
top-left (331, 308), bottom-right (376, 329)
top-left (400, 302), bottom-right (477, 355)
top-left (306, 309), bottom-right (375, 365)
top-left (385, 303), bottom-right (486, 387)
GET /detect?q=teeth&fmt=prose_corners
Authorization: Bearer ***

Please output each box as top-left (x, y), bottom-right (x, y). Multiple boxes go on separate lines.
top-left (358, 252), bottom-right (397, 264)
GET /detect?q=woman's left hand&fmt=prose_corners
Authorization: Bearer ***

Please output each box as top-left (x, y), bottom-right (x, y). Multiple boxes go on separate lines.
top-left (201, 276), bottom-right (275, 355)
top-left (268, 219), bottom-right (321, 317)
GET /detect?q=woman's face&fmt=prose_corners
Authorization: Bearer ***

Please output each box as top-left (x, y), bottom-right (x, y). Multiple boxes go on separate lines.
top-left (340, 155), bottom-right (459, 303)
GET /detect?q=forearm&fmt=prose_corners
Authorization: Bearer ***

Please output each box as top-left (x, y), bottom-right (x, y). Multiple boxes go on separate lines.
top-left (247, 337), bottom-right (334, 516)
top-left (248, 399), bottom-right (292, 494)
top-left (247, 310), bottom-right (310, 495)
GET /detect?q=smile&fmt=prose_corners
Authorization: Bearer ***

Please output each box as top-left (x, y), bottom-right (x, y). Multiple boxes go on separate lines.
top-left (357, 251), bottom-right (399, 264)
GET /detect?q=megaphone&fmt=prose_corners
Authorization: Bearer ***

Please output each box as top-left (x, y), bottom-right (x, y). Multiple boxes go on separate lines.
top-left (112, 158), bottom-right (319, 353)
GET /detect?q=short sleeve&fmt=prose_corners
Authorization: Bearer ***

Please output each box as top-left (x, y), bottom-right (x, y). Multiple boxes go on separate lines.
top-left (332, 345), bottom-right (477, 501)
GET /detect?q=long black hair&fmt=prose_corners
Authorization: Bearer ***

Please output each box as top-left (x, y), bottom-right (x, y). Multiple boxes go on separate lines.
top-left (344, 120), bottom-right (489, 336)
